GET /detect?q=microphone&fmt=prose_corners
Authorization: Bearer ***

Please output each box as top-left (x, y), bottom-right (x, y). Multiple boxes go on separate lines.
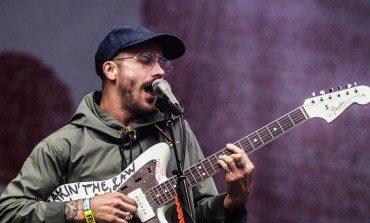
top-left (152, 79), bottom-right (184, 115)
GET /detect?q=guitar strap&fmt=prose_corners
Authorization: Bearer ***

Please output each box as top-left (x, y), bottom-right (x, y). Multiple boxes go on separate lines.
top-left (154, 124), bottom-right (173, 148)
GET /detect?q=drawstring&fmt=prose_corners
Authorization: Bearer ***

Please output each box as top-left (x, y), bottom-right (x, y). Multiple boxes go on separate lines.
top-left (119, 146), bottom-right (127, 170)
top-left (120, 129), bottom-right (136, 170)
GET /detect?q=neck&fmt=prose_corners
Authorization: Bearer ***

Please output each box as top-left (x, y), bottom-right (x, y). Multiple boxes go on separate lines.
top-left (99, 89), bottom-right (136, 126)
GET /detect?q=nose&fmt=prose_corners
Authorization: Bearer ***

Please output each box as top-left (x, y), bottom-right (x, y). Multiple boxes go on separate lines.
top-left (151, 60), bottom-right (166, 78)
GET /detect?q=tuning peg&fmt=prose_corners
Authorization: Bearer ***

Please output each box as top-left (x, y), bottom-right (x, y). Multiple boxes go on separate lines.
top-left (346, 83), bottom-right (352, 88)
top-left (329, 88), bottom-right (334, 93)
top-left (338, 86), bottom-right (342, 90)
top-left (354, 82), bottom-right (357, 87)
top-left (320, 90), bottom-right (325, 95)
top-left (312, 92), bottom-right (316, 97)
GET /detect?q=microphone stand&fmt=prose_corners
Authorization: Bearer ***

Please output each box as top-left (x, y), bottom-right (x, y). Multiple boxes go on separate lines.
top-left (165, 106), bottom-right (196, 223)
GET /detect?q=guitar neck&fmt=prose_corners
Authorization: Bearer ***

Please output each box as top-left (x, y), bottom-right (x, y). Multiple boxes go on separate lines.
top-left (148, 106), bottom-right (309, 207)
top-left (187, 106), bottom-right (309, 185)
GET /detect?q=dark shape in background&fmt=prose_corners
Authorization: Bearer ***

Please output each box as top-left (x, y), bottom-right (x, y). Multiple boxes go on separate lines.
top-left (0, 51), bottom-right (73, 185)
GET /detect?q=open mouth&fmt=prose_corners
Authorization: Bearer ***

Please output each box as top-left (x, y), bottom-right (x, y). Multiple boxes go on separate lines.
top-left (143, 82), bottom-right (155, 95)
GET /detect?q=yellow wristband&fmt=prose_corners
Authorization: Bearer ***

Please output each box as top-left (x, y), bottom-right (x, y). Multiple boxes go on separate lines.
top-left (83, 198), bottom-right (96, 223)
top-left (83, 209), bottom-right (96, 223)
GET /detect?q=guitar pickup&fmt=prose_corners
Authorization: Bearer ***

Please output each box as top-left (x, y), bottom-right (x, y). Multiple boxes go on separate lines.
top-left (128, 188), bottom-right (155, 222)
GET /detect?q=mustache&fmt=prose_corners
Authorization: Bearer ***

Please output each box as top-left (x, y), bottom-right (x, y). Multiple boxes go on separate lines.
top-left (141, 81), bottom-right (152, 90)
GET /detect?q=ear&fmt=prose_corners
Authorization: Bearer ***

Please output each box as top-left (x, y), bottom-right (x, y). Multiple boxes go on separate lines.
top-left (102, 61), bottom-right (119, 81)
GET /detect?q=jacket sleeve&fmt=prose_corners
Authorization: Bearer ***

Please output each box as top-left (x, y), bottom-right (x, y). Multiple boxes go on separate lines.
top-left (0, 140), bottom-right (66, 223)
top-left (185, 123), bottom-right (248, 223)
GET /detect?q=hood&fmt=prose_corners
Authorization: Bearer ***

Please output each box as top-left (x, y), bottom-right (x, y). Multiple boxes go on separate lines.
top-left (69, 91), bottom-right (168, 141)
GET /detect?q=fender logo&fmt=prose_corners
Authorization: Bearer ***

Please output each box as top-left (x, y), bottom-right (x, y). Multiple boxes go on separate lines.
top-left (330, 101), bottom-right (345, 113)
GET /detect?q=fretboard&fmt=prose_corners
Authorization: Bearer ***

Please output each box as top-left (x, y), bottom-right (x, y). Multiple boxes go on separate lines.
top-left (147, 106), bottom-right (308, 207)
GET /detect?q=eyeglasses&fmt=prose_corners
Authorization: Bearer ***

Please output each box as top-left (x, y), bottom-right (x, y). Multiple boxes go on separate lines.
top-left (113, 52), bottom-right (173, 74)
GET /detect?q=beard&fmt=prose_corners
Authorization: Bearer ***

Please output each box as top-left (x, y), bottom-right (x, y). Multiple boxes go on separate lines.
top-left (118, 76), bottom-right (157, 116)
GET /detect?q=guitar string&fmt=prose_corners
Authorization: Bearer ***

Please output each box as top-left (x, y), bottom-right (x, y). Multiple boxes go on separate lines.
top-left (146, 107), bottom-right (308, 206)
top-left (144, 89), bottom-right (358, 206)
top-left (145, 95), bottom-right (344, 206)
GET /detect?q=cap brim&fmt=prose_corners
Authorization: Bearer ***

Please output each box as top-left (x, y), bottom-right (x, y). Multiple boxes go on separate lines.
top-left (119, 33), bottom-right (185, 60)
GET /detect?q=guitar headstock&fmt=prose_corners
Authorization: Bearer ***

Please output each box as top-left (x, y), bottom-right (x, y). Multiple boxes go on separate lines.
top-left (303, 83), bottom-right (370, 122)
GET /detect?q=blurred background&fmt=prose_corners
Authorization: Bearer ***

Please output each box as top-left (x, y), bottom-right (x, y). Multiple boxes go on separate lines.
top-left (1, 1), bottom-right (369, 222)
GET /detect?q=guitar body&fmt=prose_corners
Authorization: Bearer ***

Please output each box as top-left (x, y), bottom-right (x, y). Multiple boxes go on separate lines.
top-left (47, 143), bottom-right (173, 223)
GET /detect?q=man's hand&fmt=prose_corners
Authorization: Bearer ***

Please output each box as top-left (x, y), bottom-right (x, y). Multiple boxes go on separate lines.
top-left (217, 143), bottom-right (255, 213)
top-left (65, 192), bottom-right (138, 223)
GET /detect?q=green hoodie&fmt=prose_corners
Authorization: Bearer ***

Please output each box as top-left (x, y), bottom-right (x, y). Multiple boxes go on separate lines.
top-left (0, 92), bottom-right (246, 223)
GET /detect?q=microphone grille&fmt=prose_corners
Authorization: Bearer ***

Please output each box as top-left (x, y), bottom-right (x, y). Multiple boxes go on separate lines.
top-left (152, 79), bottom-right (171, 93)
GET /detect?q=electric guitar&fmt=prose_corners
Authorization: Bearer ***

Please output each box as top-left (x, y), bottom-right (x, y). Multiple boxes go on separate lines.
top-left (47, 84), bottom-right (370, 223)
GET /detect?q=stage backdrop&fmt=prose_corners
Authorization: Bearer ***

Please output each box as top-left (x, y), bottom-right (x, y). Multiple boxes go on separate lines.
top-left (142, 1), bottom-right (370, 222)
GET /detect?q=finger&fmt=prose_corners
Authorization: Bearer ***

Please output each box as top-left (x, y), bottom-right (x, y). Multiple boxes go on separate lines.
top-left (114, 192), bottom-right (138, 207)
top-left (217, 159), bottom-right (231, 173)
top-left (219, 154), bottom-right (240, 171)
top-left (226, 144), bottom-right (254, 168)
top-left (117, 211), bottom-right (134, 222)
top-left (229, 153), bottom-right (243, 162)
top-left (112, 200), bottom-right (137, 216)
top-left (218, 154), bottom-right (236, 166)
top-left (226, 144), bottom-right (247, 162)
top-left (226, 143), bottom-right (244, 154)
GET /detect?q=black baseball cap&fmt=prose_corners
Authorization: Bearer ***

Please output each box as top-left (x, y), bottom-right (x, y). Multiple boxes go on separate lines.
top-left (95, 26), bottom-right (185, 77)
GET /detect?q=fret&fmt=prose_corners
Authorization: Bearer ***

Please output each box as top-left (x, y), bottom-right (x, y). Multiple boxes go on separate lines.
top-left (185, 175), bottom-right (192, 188)
top-left (191, 165), bottom-right (203, 183)
top-left (278, 115), bottom-right (294, 131)
top-left (264, 125), bottom-right (274, 139)
top-left (235, 141), bottom-right (243, 149)
top-left (277, 119), bottom-right (284, 132)
top-left (152, 186), bottom-right (164, 205)
top-left (206, 158), bottom-right (217, 175)
top-left (257, 127), bottom-right (273, 144)
top-left (289, 110), bottom-right (299, 125)
top-left (159, 183), bottom-right (170, 202)
top-left (169, 178), bottom-right (177, 192)
top-left (149, 188), bottom-right (160, 206)
top-left (185, 168), bottom-right (196, 187)
top-left (167, 181), bottom-right (176, 198)
top-left (167, 181), bottom-right (176, 194)
top-left (265, 125), bottom-right (274, 137)
top-left (248, 132), bottom-right (264, 148)
top-left (198, 163), bottom-right (207, 179)
top-left (161, 183), bottom-right (171, 203)
top-left (291, 108), bottom-right (306, 124)
top-left (287, 113), bottom-right (294, 124)
top-left (144, 191), bottom-right (155, 208)
top-left (222, 149), bottom-right (232, 156)
top-left (191, 167), bottom-right (200, 185)
top-left (210, 154), bottom-right (222, 173)
top-left (196, 163), bottom-right (208, 179)
top-left (267, 121), bottom-right (283, 138)
top-left (255, 131), bottom-right (264, 143)
top-left (239, 137), bottom-right (254, 153)
top-left (299, 106), bottom-right (309, 119)
top-left (246, 136), bottom-right (255, 149)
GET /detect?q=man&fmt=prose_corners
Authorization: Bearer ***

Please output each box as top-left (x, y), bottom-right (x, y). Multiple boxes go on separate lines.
top-left (0, 26), bottom-right (254, 223)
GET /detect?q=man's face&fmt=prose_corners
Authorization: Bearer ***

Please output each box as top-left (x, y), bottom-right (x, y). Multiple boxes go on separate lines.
top-left (114, 42), bottom-right (166, 116)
